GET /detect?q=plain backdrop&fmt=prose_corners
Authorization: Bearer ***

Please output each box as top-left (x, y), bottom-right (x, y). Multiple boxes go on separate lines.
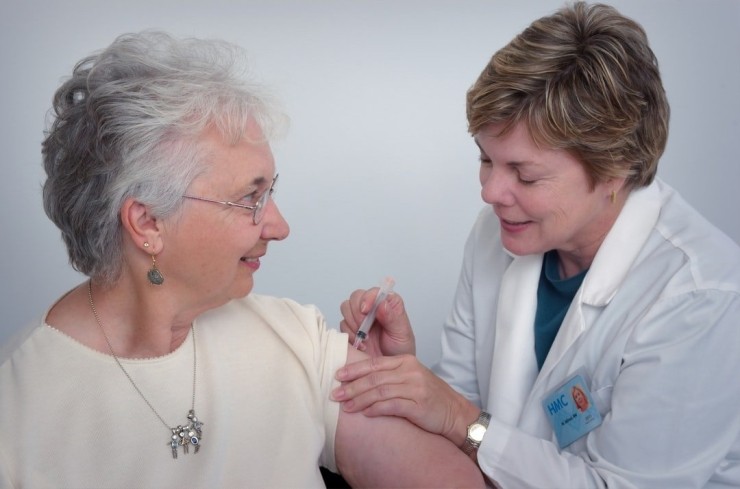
top-left (1, 0), bottom-right (739, 366)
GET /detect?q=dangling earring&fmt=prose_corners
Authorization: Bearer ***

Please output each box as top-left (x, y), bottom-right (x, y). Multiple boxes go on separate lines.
top-left (610, 190), bottom-right (617, 204)
top-left (147, 254), bottom-right (164, 285)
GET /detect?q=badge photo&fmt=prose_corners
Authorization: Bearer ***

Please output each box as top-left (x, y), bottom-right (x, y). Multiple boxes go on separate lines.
top-left (542, 373), bottom-right (602, 448)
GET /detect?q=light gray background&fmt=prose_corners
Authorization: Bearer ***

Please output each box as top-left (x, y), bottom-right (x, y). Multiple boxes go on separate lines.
top-left (1, 0), bottom-right (738, 366)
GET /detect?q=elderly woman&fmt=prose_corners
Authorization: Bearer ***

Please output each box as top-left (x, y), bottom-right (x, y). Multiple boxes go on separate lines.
top-left (0, 31), bottom-right (484, 488)
top-left (334, 2), bottom-right (740, 488)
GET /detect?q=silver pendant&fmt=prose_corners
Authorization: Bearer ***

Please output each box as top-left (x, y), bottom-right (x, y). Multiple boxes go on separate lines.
top-left (169, 409), bottom-right (204, 459)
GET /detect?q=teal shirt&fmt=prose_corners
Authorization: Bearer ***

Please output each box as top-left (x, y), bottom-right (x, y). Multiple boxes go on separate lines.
top-left (534, 251), bottom-right (587, 370)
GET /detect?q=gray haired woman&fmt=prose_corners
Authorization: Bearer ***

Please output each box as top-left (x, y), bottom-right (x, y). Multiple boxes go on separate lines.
top-left (0, 31), bottom-right (483, 489)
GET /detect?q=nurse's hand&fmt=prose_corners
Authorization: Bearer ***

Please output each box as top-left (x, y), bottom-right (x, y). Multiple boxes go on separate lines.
top-left (331, 354), bottom-right (479, 446)
top-left (339, 287), bottom-right (416, 357)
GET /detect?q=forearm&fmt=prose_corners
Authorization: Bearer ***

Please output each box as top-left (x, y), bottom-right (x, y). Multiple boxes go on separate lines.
top-left (335, 346), bottom-right (485, 488)
top-left (336, 408), bottom-right (485, 488)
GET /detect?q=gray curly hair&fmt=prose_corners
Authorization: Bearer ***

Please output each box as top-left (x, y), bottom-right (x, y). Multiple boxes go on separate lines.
top-left (42, 31), bottom-right (285, 284)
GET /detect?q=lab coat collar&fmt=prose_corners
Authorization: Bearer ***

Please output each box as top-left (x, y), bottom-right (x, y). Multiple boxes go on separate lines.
top-left (580, 180), bottom-right (661, 306)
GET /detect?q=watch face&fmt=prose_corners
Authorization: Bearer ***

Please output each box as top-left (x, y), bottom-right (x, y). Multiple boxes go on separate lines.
top-left (470, 423), bottom-right (486, 442)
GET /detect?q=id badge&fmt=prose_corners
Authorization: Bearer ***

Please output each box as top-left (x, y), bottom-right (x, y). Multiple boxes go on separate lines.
top-left (541, 373), bottom-right (602, 448)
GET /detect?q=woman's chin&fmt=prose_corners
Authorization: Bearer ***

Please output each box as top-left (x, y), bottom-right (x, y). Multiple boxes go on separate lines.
top-left (230, 278), bottom-right (254, 299)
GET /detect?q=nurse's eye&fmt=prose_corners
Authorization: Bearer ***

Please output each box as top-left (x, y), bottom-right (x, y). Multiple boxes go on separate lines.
top-left (518, 176), bottom-right (537, 185)
top-left (478, 155), bottom-right (492, 165)
top-left (516, 170), bottom-right (538, 185)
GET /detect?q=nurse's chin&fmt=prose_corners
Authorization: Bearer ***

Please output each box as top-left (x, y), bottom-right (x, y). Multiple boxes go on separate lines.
top-left (501, 238), bottom-right (545, 258)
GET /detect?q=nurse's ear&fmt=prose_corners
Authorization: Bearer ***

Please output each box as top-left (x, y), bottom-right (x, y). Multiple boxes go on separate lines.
top-left (605, 177), bottom-right (627, 204)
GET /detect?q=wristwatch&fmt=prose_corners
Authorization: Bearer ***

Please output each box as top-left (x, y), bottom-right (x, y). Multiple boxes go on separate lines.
top-left (462, 411), bottom-right (491, 456)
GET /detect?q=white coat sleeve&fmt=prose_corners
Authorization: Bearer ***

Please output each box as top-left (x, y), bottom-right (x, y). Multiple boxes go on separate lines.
top-left (432, 219), bottom-right (484, 407)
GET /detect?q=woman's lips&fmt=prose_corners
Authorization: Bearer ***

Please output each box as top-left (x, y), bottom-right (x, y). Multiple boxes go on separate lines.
top-left (240, 257), bottom-right (261, 270)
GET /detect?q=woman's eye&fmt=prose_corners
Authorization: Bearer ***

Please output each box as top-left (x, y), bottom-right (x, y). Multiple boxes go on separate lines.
top-left (239, 192), bottom-right (259, 205)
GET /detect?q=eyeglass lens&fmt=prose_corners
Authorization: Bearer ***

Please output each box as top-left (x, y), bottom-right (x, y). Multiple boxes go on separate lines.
top-left (253, 175), bottom-right (277, 224)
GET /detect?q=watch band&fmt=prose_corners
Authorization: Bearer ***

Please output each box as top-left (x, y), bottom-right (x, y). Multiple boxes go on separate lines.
top-left (462, 411), bottom-right (491, 456)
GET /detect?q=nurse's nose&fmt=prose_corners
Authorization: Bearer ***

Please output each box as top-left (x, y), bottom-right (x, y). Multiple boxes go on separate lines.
top-left (480, 166), bottom-right (515, 207)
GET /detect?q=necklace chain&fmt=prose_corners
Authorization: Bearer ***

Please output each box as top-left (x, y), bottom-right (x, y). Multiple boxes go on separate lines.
top-left (87, 280), bottom-right (203, 458)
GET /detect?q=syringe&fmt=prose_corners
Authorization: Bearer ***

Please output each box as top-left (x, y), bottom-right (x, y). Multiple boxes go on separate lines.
top-left (352, 277), bottom-right (395, 349)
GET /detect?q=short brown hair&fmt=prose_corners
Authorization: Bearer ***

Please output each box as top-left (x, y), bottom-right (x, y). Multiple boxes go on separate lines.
top-left (466, 2), bottom-right (669, 189)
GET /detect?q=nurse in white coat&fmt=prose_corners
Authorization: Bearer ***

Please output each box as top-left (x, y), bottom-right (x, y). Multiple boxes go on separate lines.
top-left (332, 2), bottom-right (740, 488)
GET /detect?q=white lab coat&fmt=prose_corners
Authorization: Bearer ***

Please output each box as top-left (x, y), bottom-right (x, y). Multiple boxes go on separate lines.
top-left (434, 179), bottom-right (740, 488)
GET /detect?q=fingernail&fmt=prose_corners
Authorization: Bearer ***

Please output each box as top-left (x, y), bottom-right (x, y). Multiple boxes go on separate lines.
top-left (332, 388), bottom-right (345, 401)
top-left (360, 302), bottom-right (367, 314)
top-left (336, 368), bottom-right (347, 380)
top-left (342, 400), bottom-right (355, 411)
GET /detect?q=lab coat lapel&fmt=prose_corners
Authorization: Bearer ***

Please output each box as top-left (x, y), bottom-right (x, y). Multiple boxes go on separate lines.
top-left (536, 181), bottom-right (662, 381)
top-left (487, 253), bottom-right (542, 425)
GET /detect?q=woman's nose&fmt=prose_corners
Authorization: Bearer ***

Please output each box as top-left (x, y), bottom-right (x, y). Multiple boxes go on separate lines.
top-left (261, 199), bottom-right (290, 241)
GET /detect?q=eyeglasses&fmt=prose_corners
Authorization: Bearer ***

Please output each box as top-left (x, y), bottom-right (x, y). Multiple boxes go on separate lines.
top-left (182, 174), bottom-right (279, 225)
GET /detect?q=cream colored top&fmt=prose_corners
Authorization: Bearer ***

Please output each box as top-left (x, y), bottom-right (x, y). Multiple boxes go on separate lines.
top-left (0, 294), bottom-right (347, 489)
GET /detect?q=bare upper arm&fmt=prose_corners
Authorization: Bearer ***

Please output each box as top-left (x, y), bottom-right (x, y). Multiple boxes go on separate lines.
top-left (334, 346), bottom-right (485, 488)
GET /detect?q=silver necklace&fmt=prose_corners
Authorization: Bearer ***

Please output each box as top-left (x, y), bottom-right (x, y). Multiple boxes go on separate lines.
top-left (87, 280), bottom-right (204, 459)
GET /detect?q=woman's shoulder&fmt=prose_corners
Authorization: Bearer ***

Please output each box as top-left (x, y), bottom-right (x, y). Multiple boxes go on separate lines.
top-left (204, 294), bottom-right (325, 332)
top-left (199, 295), bottom-right (344, 367)
top-left (244, 293), bottom-right (321, 317)
top-left (0, 319), bottom-right (43, 368)
top-left (1, 283), bottom-right (90, 367)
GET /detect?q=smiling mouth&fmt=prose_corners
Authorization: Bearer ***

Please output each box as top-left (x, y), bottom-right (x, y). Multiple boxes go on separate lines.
top-left (502, 218), bottom-right (530, 225)
top-left (240, 256), bottom-right (262, 263)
